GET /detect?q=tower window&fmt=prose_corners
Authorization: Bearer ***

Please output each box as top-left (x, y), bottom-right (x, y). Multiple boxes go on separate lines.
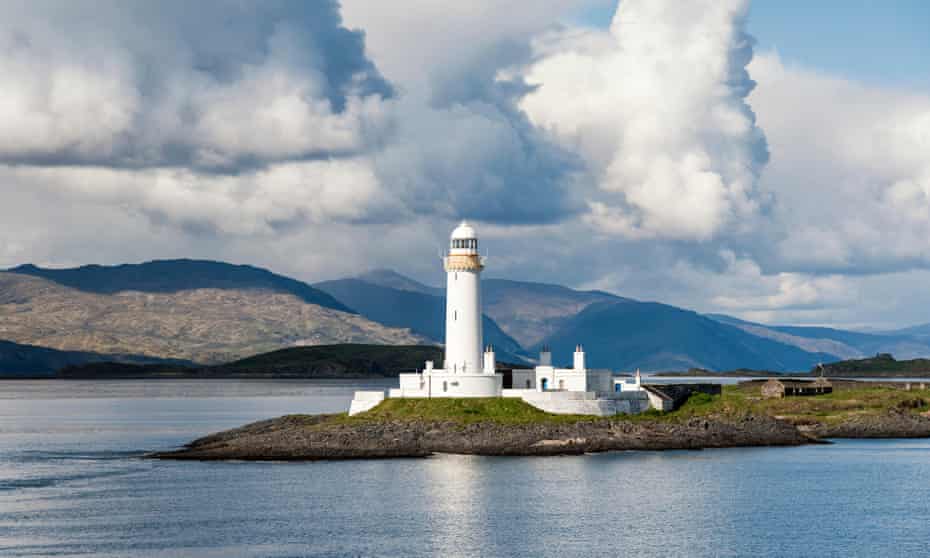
top-left (454, 310), bottom-right (457, 321)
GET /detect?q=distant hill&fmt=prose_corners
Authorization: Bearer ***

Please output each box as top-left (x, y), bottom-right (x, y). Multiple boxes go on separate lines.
top-left (314, 277), bottom-right (527, 364)
top-left (481, 279), bottom-right (624, 348)
top-left (7, 260), bottom-right (352, 313)
top-left (534, 301), bottom-right (835, 372)
top-left (319, 271), bottom-right (851, 372)
top-left (58, 344), bottom-right (444, 379)
top-left (707, 314), bottom-right (930, 361)
top-left (882, 322), bottom-right (930, 340)
top-left (345, 273), bottom-right (624, 350)
top-left (355, 269), bottom-right (443, 296)
top-left (819, 353), bottom-right (930, 377)
top-left (0, 340), bottom-right (182, 378)
top-left (0, 271), bottom-right (426, 364)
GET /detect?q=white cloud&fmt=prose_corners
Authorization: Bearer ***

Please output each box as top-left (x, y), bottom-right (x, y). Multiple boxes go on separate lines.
top-left (517, 0), bottom-right (768, 240)
top-left (340, 0), bottom-right (597, 93)
top-left (0, 1), bottom-right (392, 171)
top-left (2, 160), bottom-right (400, 236)
top-left (749, 52), bottom-right (930, 274)
top-left (708, 251), bottom-right (854, 313)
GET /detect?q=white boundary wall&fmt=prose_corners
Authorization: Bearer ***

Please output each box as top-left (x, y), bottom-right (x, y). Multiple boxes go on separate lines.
top-left (389, 372), bottom-right (502, 398)
top-left (502, 389), bottom-right (651, 416)
top-left (348, 391), bottom-right (386, 416)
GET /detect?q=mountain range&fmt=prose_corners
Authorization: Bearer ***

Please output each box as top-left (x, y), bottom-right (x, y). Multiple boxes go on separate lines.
top-left (0, 264), bottom-right (425, 365)
top-left (4, 259), bottom-right (930, 373)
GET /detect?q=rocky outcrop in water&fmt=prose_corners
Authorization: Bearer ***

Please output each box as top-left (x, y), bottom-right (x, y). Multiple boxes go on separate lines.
top-left (152, 413), bottom-right (814, 461)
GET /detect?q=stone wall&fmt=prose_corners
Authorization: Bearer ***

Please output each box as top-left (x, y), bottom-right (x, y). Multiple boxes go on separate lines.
top-left (644, 384), bottom-right (722, 410)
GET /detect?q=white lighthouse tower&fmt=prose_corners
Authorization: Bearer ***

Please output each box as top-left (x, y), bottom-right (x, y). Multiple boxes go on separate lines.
top-left (444, 221), bottom-right (483, 373)
top-left (363, 221), bottom-right (503, 401)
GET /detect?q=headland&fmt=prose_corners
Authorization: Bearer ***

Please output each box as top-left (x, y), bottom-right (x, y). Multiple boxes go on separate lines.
top-left (151, 382), bottom-right (930, 460)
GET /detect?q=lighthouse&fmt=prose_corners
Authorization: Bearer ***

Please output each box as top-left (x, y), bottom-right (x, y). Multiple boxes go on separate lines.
top-left (443, 221), bottom-right (484, 374)
top-left (349, 220), bottom-right (654, 416)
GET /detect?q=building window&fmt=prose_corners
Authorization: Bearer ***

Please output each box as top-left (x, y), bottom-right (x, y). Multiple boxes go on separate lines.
top-left (526, 379), bottom-right (531, 388)
top-left (559, 380), bottom-right (564, 390)
top-left (454, 310), bottom-right (457, 321)
top-left (443, 381), bottom-right (448, 392)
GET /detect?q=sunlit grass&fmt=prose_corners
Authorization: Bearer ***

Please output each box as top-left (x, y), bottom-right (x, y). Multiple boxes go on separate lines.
top-left (317, 384), bottom-right (930, 427)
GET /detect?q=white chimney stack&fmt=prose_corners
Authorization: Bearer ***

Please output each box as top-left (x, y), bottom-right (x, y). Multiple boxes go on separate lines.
top-left (483, 345), bottom-right (496, 374)
top-left (573, 344), bottom-right (585, 371)
top-left (540, 345), bottom-right (552, 366)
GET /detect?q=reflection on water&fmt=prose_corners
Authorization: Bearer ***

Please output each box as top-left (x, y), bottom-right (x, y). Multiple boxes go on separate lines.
top-left (0, 380), bottom-right (929, 557)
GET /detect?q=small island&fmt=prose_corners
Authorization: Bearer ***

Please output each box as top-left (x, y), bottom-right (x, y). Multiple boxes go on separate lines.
top-left (152, 382), bottom-right (930, 460)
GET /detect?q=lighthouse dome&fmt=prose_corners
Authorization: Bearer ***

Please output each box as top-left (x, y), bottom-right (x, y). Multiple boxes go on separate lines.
top-left (451, 221), bottom-right (477, 240)
top-left (449, 221), bottom-right (479, 253)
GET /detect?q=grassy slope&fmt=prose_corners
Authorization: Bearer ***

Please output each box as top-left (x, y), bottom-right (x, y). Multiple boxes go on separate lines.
top-left (726, 383), bottom-right (930, 426)
top-left (339, 384), bottom-right (930, 426)
top-left (350, 397), bottom-right (589, 424)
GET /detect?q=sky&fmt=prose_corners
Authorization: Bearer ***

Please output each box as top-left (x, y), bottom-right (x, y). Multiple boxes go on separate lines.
top-left (1, 0), bottom-right (929, 330)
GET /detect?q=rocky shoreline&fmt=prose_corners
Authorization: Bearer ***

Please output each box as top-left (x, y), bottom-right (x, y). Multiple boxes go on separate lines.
top-left (149, 381), bottom-right (930, 461)
top-left (152, 413), bottom-right (822, 460)
top-left (802, 409), bottom-right (930, 439)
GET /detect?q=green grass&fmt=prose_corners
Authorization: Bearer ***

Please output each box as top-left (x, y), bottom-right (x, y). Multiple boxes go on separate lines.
top-left (347, 397), bottom-right (596, 424)
top-left (328, 384), bottom-right (930, 427)
top-left (346, 390), bottom-right (746, 425)
top-left (722, 384), bottom-right (930, 425)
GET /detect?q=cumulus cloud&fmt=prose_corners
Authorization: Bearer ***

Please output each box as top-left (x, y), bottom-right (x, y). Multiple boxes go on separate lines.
top-left (371, 90), bottom-right (585, 225)
top-left (0, 0), bottom-right (393, 171)
top-left (340, 0), bottom-right (598, 91)
top-left (1, 160), bottom-right (400, 236)
top-left (0, 0), bottom-right (587, 232)
top-left (707, 251), bottom-right (854, 314)
top-left (341, 0), bottom-right (589, 225)
top-left (517, 0), bottom-right (769, 240)
top-left (749, 52), bottom-right (930, 274)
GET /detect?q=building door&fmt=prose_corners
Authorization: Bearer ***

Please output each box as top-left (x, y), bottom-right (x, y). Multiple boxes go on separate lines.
top-left (541, 378), bottom-right (548, 391)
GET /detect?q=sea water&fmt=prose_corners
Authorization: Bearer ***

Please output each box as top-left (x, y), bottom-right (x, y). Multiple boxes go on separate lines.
top-left (1, 380), bottom-right (929, 557)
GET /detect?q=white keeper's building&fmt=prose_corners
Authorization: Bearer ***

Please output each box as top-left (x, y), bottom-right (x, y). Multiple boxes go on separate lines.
top-left (349, 222), bottom-right (653, 416)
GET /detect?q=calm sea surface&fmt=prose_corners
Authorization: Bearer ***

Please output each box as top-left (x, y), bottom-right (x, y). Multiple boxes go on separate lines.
top-left (1, 379), bottom-right (929, 558)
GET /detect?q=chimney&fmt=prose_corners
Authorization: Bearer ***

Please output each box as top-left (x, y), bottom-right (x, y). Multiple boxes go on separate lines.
top-left (483, 345), bottom-right (496, 373)
top-left (573, 344), bottom-right (585, 371)
top-left (539, 345), bottom-right (552, 366)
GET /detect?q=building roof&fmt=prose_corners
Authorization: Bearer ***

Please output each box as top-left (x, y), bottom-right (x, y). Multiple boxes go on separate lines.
top-left (451, 221), bottom-right (477, 240)
top-left (766, 379), bottom-right (832, 388)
